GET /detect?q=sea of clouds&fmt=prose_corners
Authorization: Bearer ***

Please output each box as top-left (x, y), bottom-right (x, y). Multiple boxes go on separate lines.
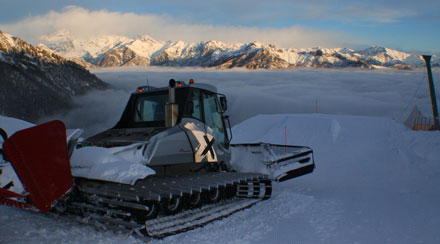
top-left (42, 67), bottom-right (439, 136)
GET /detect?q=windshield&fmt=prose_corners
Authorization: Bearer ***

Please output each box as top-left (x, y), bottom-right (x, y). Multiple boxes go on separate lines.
top-left (134, 93), bottom-right (168, 123)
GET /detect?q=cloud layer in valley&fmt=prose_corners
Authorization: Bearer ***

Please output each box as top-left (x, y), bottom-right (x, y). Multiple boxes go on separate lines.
top-left (41, 67), bottom-right (438, 136)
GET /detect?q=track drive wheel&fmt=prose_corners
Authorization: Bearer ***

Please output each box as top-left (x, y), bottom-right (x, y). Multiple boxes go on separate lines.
top-left (134, 201), bottom-right (160, 223)
top-left (207, 187), bottom-right (223, 203)
top-left (162, 196), bottom-right (183, 215)
top-left (184, 191), bottom-right (203, 209)
top-left (224, 185), bottom-right (237, 199)
top-left (145, 201), bottom-right (160, 219)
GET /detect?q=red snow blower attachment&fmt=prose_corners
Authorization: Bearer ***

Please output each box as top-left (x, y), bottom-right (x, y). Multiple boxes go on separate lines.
top-left (0, 120), bottom-right (73, 212)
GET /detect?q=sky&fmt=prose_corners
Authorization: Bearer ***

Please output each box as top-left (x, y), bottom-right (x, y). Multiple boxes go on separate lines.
top-left (0, 0), bottom-right (439, 52)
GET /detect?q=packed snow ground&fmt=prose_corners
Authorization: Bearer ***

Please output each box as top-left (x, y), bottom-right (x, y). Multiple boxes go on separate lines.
top-left (1, 68), bottom-right (440, 243)
top-left (1, 114), bottom-right (439, 243)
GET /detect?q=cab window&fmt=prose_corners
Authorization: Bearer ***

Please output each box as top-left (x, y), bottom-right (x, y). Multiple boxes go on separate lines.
top-left (202, 92), bottom-right (226, 146)
top-left (134, 93), bottom-right (167, 122)
top-left (191, 89), bottom-right (202, 120)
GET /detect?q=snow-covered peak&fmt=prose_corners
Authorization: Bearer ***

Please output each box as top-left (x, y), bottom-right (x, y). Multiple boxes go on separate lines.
top-left (39, 29), bottom-right (74, 42)
top-left (243, 41), bottom-right (267, 50)
top-left (356, 45), bottom-right (409, 60)
top-left (35, 30), bottom-right (437, 69)
top-left (0, 30), bottom-right (18, 51)
top-left (383, 47), bottom-right (411, 60)
top-left (338, 48), bottom-right (355, 54)
top-left (40, 33), bottom-right (133, 58)
top-left (204, 40), bottom-right (228, 48)
top-left (135, 34), bottom-right (157, 42)
top-left (357, 46), bottom-right (387, 56)
top-left (0, 29), bottom-right (68, 65)
top-left (126, 36), bottom-right (165, 58)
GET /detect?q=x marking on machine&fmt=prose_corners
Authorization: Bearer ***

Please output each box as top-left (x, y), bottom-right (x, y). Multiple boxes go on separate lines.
top-left (201, 135), bottom-right (215, 160)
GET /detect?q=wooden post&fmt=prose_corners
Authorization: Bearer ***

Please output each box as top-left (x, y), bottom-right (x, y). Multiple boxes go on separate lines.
top-left (422, 55), bottom-right (439, 130)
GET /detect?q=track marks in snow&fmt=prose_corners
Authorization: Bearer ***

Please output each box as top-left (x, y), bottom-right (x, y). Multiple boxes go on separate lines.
top-left (0, 207), bottom-right (142, 244)
top-left (330, 119), bottom-right (341, 143)
top-left (307, 199), bottom-right (343, 242)
top-left (154, 187), bottom-right (344, 244)
top-left (269, 186), bottom-right (344, 243)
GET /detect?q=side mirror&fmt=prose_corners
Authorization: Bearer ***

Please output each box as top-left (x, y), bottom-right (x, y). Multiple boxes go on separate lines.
top-left (219, 96), bottom-right (228, 112)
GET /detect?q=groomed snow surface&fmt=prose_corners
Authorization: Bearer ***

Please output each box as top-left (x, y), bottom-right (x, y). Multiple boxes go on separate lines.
top-left (1, 68), bottom-right (440, 243)
top-left (1, 114), bottom-right (439, 243)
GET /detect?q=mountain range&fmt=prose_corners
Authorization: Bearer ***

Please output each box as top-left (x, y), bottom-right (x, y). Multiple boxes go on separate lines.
top-left (0, 30), bottom-right (108, 122)
top-left (39, 30), bottom-right (438, 70)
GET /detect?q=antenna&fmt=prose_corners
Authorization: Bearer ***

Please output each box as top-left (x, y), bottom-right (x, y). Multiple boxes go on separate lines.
top-left (146, 77), bottom-right (151, 91)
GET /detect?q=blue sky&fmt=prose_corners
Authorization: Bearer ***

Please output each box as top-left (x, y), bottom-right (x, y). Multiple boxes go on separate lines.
top-left (0, 0), bottom-right (439, 52)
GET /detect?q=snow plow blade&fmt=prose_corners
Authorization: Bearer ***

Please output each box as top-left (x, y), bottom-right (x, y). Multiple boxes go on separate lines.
top-left (1, 120), bottom-right (73, 212)
top-left (231, 143), bottom-right (315, 182)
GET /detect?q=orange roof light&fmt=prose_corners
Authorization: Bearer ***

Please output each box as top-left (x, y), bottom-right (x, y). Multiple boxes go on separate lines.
top-left (189, 79), bottom-right (194, 84)
top-left (137, 88), bottom-right (143, 92)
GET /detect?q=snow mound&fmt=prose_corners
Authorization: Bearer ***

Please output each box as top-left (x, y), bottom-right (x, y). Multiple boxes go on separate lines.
top-left (231, 113), bottom-right (406, 150)
top-left (231, 114), bottom-right (342, 146)
top-left (232, 113), bottom-right (440, 189)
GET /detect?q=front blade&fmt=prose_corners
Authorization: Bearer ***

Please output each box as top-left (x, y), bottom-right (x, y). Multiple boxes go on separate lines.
top-left (3, 120), bottom-right (73, 212)
top-left (230, 143), bottom-right (315, 182)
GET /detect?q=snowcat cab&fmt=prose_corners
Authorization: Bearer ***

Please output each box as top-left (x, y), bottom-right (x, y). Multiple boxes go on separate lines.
top-left (80, 79), bottom-right (232, 176)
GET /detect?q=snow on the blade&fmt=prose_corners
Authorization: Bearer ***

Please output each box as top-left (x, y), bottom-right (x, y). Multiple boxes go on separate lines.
top-left (70, 144), bottom-right (155, 185)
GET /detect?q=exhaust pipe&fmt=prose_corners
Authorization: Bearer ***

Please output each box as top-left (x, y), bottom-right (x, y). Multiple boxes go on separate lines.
top-left (165, 79), bottom-right (178, 127)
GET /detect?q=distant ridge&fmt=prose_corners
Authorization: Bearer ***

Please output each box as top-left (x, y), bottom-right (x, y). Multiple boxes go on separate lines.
top-left (0, 30), bottom-right (109, 122)
top-left (39, 30), bottom-right (439, 70)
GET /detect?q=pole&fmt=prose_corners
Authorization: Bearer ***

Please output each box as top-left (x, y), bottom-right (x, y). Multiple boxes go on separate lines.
top-left (422, 55), bottom-right (440, 130)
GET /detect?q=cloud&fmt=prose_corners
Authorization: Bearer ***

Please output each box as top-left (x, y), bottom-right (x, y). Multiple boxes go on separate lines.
top-left (44, 67), bottom-right (431, 136)
top-left (0, 5), bottom-right (353, 49)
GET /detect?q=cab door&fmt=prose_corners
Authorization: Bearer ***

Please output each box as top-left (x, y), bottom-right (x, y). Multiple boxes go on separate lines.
top-left (201, 91), bottom-right (227, 148)
top-left (181, 89), bottom-right (228, 164)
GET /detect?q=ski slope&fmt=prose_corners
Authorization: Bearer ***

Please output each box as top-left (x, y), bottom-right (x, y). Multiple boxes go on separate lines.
top-left (1, 113), bottom-right (439, 243)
